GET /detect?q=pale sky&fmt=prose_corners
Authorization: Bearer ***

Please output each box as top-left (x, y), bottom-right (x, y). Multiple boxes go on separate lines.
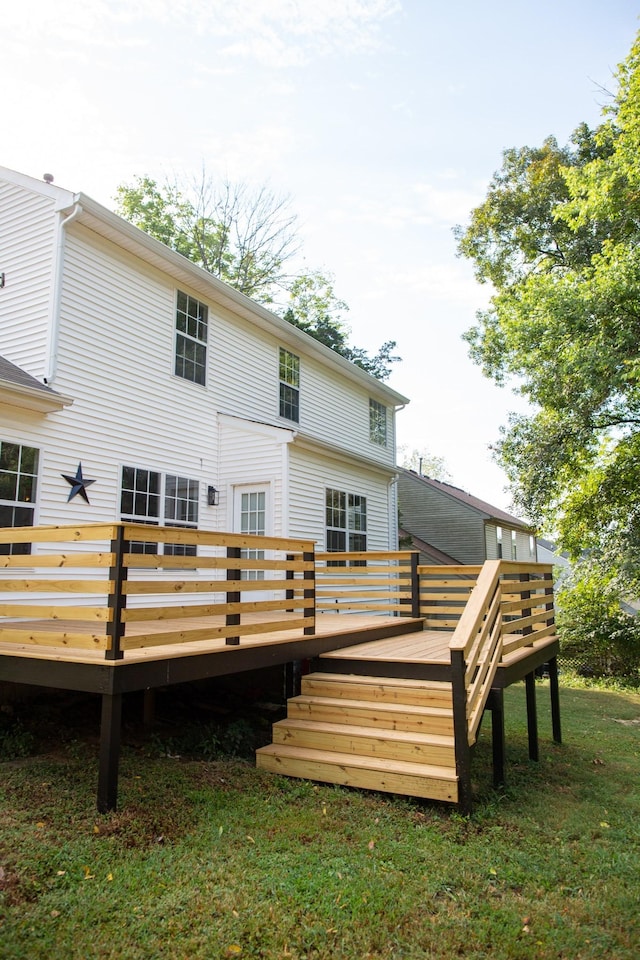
top-left (2, 0), bottom-right (638, 512)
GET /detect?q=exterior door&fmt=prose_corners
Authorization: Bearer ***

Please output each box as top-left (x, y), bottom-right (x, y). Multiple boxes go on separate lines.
top-left (233, 485), bottom-right (269, 585)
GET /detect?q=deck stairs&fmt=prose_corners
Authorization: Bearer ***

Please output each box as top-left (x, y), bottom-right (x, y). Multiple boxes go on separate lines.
top-left (256, 670), bottom-right (459, 804)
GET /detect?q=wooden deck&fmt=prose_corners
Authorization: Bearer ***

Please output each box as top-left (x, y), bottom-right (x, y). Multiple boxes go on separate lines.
top-left (0, 524), bottom-right (561, 813)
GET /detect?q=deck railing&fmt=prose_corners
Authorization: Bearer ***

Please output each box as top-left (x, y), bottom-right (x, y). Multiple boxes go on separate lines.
top-left (0, 523), bottom-right (315, 659)
top-left (439, 559), bottom-right (555, 811)
top-left (417, 564), bottom-right (482, 629)
top-left (315, 551), bottom-right (419, 617)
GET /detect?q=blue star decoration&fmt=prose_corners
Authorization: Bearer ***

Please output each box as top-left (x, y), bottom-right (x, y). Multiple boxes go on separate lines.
top-left (62, 462), bottom-right (97, 503)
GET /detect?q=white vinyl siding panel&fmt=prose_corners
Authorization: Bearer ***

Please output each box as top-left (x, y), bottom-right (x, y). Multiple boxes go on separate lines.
top-left (26, 226), bottom-right (219, 525)
top-left (0, 182), bottom-right (57, 377)
top-left (289, 445), bottom-right (392, 549)
top-left (211, 310), bottom-right (396, 471)
top-left (218, 418), bottom-right (289, 536)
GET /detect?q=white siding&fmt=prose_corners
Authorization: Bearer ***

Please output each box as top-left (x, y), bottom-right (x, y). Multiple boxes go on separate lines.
top-left (485, 524), bottom-right (536, 562)
top-left (289, 445), bottom-right (393, 549)
top-left (18, 225), bottom-right (220, 527)
top-left (218, 416), bottom-right (293, 536)
top-left (212, 308), bottom-right (396, 472)
top-left (0, 182), bottom-right (57, 378)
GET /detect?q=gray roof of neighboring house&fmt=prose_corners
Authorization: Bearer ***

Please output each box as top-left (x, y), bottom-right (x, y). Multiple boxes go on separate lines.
top-left (399, 528), bottom-right (460, 565)
top-left (400, 469), bottom-right (533, 532)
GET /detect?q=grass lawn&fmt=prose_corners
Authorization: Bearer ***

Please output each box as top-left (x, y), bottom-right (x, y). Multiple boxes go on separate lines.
top-left (1, 679), bottom-right (639, 959)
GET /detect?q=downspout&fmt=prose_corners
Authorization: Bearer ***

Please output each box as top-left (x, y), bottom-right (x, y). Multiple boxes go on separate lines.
top-left (389, 402), bottom-right (406, 548)
top-left (44, 201), bottom-right (83, 387)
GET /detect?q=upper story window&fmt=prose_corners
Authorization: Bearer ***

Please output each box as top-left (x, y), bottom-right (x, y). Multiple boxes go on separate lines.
top-left (120, 465), bottom-right (199, 556)
top-left (369, 399), bottom-right (387, 446)
top-left (175, 291), bottom-right (208, 385)
top-left (279, 347), bottom-right (300, 422)
top-left (0, 441), bottom-right (39, 555)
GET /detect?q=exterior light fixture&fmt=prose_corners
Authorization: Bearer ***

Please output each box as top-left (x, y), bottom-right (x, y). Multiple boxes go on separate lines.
top-left (207, 485), bottom-right (220, 506)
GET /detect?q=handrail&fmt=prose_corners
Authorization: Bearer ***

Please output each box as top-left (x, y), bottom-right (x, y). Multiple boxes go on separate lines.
top-left (447, 559), bottom-right (556, 751)
top-left (0, 522), bottom-right (316, 658)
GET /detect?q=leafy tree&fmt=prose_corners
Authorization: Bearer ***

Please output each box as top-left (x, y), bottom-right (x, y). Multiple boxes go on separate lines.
top-left (116, 176), bottom-right (399, 380)
top-left (282, 270), bottom-right (400, 380)
top-left (398, 446), bottom-right (451, 482)
top-left (555, 561), bottom-right (640, 678)
top-left (115, 173), bottom-right (299, 303)
top-left (455, 33), bottom-right (640, 587)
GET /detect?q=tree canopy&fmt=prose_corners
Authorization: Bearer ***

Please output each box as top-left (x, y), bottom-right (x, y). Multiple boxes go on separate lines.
top-left (115, 174), bottom-right (399, 381)
top-left (456, 33), bottom-right (640, 585)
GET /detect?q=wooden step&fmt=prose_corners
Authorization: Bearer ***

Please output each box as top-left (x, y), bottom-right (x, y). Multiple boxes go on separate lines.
top-left (256, 744), bottom-right (458, 803)
top-left (287, 694), bottom-right (454, 736)
top-left (271, 717), bottom-right (456, 766)
top-left (301, 672), bottom-right (453, 708)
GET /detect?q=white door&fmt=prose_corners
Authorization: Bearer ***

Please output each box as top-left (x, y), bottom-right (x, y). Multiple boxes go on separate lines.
top-left (233, 485), bottom-right (270, 585)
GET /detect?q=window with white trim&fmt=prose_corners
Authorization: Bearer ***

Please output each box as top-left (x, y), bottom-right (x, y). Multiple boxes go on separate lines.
top-left (120, 466), bottom-right (199, 555)
top-left (369, 399), bottom-right (387, 446)
top-left (0, 441), bottom-right (39, 555)
top-left (279, 347), bottom-right (299, 422)
top-left (175, 291), bottom-right (208, 385)
top-left (325, 488), bottom-right (367, 552)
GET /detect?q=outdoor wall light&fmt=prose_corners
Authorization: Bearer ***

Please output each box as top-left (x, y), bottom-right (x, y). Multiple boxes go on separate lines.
top-left (207, 485), bottom-right (220, 506)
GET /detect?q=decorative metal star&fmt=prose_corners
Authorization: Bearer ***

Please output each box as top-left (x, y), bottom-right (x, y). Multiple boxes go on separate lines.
top-left (62, 462), bottom-right (96, 503)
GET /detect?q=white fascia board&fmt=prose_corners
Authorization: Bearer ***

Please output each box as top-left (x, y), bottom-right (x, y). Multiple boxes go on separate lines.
top-left (0, 381), bottom-right (73, 413)
top-left (65, 195), bottom-right (410, 409)
top-left (218, 412), bottom-right (296, 443)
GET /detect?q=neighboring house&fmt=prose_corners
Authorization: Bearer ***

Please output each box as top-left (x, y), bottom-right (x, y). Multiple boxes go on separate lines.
top-left (397, 468), bottom-right (537, 565)
top-left (0, 166), bottom-right (408, 555)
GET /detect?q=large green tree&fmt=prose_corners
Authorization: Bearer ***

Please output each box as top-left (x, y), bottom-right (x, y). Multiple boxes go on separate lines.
top-left (115, 174), bottom-right (299, 303)
top-left (456, 33), bottom-right (640, 587)
top-left (116, 175), bottom-right (399, 381)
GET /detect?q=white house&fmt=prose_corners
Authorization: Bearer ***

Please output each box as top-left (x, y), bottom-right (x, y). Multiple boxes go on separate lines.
top-left (0, 166), bottom-right (408, 555)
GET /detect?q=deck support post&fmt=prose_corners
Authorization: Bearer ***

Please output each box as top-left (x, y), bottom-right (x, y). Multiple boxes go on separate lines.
top-left (525, 672), bottom-right (539, 761)
top-left (106, 525), bottom-right (128, 660)
top-left (410, 552), bottom-right (420, 618)
top-left (226, 546), bottom-right (241, 645)
top-left (548, 656), bottom-right (562, 743)
top-left (451, 649), bottom-right (472, 815)
top-left (284, 660), bottom-right (302, 699)
top-left (303, 550), bottom-right (316, 636)
top-left (98, 692), bottom-right (123, 813)
top-left (488, 689), bottom-right (505, 788)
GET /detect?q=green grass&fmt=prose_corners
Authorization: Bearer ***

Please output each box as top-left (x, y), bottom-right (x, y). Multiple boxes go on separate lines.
top-left (1, 680), bottom-right (639, 959)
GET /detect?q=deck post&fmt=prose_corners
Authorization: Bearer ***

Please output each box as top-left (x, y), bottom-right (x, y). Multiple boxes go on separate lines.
top-left (451, 649), bottom-right (472, 815)
top-left (303, 549), bottom-right (316, 636)
top-left (488, 688), bottom-right (506, 788)
top-left (525, 671), bottom-right (539, 761)
top-left (226, 546), bottom-right (241, 645)
top-left (106, 525), bottom-right (128, 660)
top-left (410, 552), bottom-right (420, 618)
top-left (548, 655), bottom-right (562, 743)
top-left (98, 692), bottom-right (123, 813)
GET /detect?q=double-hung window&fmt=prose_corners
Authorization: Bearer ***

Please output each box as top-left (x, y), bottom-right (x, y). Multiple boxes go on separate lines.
top-left (325, 488), bottom-right (367, 553)
top-left (369, 399), bottom-right (387, 446)
top-left (279, 348), bottom-right (300, 422)
top-left (175, 291), bottom-right (208, 385)
top-left (120, 466), bottom-right (199, 555)
top-left (0, 441), bottom-right (39, 555)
